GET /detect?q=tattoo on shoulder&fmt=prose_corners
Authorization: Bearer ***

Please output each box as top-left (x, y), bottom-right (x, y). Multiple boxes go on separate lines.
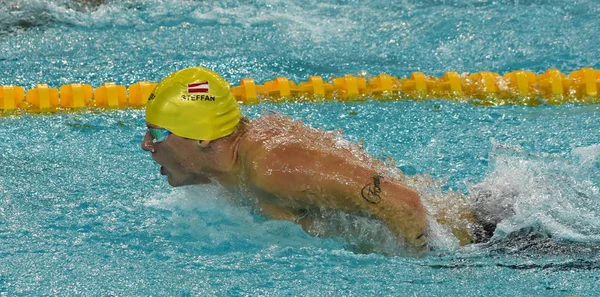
top-left (361, 174), bottom-right (383, 204)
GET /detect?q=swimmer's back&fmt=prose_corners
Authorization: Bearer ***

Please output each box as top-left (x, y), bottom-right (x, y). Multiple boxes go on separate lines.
top-left (238, 115), bottom-right (429, 252)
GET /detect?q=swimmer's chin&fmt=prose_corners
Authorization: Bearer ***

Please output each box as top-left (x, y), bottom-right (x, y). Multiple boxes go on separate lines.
top-left (166, 175), bottom-right (212, 187)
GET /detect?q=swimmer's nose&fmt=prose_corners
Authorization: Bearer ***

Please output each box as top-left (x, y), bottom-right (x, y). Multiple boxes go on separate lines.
top-left (141, 131), bottom-right (155, 153)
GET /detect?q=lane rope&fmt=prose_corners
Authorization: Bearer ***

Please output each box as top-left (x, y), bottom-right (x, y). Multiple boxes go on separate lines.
top-left (1, 68), bottom-right (599, 113)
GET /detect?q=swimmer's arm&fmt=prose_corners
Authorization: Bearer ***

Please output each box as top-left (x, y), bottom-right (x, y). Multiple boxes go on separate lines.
top-left (357, 177), bottom-right (429, 251)
top-left (246, 147), bottom-right (429, 251)
top-left (256, 199), bottom-right (298, 221)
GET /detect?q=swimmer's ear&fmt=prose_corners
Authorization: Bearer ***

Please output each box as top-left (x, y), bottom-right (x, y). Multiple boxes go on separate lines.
top-left (198, 140), bottom-right (211, 148)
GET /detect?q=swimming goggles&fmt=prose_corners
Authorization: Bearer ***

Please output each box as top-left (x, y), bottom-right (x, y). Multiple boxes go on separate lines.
top-left (149, 128), bottom-right (172, 143)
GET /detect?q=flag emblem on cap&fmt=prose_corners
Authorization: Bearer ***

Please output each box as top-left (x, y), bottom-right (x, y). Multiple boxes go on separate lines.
top-left (187, 81), bottom-right (209, 93)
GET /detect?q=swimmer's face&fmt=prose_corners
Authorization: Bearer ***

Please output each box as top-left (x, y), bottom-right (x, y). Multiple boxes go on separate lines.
top-left (141, 123), bottom-right (212, 186)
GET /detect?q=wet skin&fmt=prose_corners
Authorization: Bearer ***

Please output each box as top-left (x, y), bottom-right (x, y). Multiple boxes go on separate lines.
top-left (142, 115), bottom-right (430, 255)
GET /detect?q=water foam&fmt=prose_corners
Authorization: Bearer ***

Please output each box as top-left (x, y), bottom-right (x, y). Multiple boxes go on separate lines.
top-left (143, 184), bottom-right (343, 254)
top-left (470, 140), bottom-right (600, 244)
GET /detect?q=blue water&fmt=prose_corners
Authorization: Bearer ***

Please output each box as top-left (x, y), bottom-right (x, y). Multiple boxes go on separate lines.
top-left (1, 0), bottom-right (600, 296)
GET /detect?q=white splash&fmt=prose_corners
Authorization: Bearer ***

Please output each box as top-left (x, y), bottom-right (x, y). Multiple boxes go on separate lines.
top-left (469, 141), bottom-right (600, 243)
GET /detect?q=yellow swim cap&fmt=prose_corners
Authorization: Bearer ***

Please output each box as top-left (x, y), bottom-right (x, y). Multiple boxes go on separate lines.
top-left (146, 67), bottom-right (241, 140)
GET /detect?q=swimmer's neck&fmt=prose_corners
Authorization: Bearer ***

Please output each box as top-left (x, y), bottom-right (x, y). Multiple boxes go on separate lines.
top-left (207, 126), bottom-right (248, 187)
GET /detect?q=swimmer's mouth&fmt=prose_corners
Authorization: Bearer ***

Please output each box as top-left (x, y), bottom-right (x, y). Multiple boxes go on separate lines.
top-left (160, 166), bottom-right (167, 176)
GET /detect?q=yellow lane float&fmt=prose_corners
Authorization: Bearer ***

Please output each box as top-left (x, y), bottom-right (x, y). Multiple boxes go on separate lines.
top-left (1, 68), bottom-right (599, 113)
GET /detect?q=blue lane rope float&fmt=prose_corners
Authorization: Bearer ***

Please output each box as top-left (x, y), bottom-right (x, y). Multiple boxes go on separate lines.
top-left (1, 68), bottom-right (599, 113)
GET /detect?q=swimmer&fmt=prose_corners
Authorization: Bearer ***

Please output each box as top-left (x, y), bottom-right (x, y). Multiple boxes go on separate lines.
top-left (140, 67), bottom-right (485, 255)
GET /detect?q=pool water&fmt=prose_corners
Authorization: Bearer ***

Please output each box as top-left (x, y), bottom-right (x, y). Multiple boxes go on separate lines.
top-left (1, 0), bottom-right (600, 296)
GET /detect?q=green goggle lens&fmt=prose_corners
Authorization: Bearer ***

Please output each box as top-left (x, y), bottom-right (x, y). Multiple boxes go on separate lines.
top-left (149, 128), bottom-right (172, 143)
